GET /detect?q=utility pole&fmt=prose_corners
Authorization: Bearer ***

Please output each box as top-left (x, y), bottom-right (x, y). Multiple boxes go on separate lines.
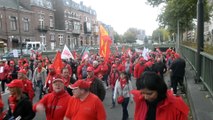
top-left (17, 0), bottom-right (23, 55)
top-left (3, 6), bottom-right (9, 52)
top-left (196, 0), bottom-right (204, 83)
top-left (177, 20), bottom-right (180, 52)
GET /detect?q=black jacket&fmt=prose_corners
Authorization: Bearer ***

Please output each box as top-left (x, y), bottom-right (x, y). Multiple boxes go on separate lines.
top-left (170, 58), bottom-right (186, 78)
top-left (4, 95), bottom-right (35, 120)
top-left (90, 77), bottom-right (106, 101)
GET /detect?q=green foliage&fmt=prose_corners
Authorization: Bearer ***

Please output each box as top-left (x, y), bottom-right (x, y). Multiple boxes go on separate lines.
top-left (147, 0), bottom-right (213, 33)
top-left (123, 28), bottom-right (139, 43)
top-left (113, 32), bottom-right (123, 43)
top-left (152, 28), bottom-right (170, 42)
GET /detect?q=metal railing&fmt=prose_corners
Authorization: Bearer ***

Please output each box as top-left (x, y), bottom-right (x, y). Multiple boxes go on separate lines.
top-left (180, 45), bottom-right (213, 97)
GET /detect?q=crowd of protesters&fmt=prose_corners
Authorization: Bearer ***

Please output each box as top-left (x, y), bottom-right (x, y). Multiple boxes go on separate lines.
top-left (0, 47), bottom-right (189, 120)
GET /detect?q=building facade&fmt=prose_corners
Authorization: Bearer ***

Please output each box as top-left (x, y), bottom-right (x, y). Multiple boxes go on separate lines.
top-left (0, 0), bottom-right (100, 53)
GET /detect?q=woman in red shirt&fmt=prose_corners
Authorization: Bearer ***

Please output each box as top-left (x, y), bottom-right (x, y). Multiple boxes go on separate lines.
top-left (131, 71), bottom-right (189, 120)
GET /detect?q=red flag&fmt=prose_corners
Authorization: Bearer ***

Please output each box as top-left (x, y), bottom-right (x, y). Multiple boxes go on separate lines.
top-left (52, 51), bottom-right (63, 74)
top-left (99, 25), bottom-right (112, 61)
top-left (81, 47), bottom-right (89, 61)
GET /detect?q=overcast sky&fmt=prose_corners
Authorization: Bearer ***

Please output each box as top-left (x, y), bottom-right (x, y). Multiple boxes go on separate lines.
top-left (73, 0), bottom-right (162, 36)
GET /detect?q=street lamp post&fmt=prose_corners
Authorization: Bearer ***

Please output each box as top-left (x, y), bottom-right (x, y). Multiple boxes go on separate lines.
top-left (196, 0), bottom-right (204, 83)
top-left (17, 0), bottom-right (23, 55)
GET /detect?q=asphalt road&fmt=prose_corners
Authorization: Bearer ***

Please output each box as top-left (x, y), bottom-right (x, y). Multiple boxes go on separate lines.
top-left (1, 79), bottom-right (137, 120)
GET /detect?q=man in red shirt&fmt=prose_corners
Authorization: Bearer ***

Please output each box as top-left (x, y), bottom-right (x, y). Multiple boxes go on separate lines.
top-left (44, 64), bottom-right (57, 93)
top-left (64, 80), bottom-right (106, 120)
top-left (34, 75), bottom-right (71, 120)
top-left (134, 57), bottom-right (146, 80)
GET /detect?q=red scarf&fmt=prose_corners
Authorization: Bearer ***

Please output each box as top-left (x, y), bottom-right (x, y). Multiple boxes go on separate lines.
top-left (37, 67), bottom-right (42, 73)
top-left (86, 76), bottom-right (95, 83)
top-left (120, 78), bottom-right (127, 89)
top-left (8, 96), bottom-right (17, 113)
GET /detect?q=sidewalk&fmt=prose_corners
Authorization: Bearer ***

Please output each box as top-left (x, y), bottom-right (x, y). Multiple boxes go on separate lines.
top-left (184, 60), bottom-right (213, 120)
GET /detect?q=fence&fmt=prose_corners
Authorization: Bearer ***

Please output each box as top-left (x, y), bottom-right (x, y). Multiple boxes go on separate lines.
top-left (180, 45), bottom-right (213, 97)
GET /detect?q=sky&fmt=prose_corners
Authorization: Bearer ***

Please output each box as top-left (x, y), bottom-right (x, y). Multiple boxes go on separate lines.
top-left (73, 0), bottom-right (162, 36)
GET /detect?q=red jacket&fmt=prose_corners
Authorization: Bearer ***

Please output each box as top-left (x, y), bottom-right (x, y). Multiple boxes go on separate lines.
top-left (22, 79), bottom-right (35, 101)
top-left (45, 73), bottom-right (57, 93)
top-left (117, 63), bottom-right (125, 72)
top-left (134, 63), bottom-right (146, 79)
top-left (77, 63), bottom-right (92, 79)
top-left (108, 70), bottom-right (120, 88)
top-left (33, 91), bottom-right (71, 120)
top-left (131, 90), bottom-right (189, 120)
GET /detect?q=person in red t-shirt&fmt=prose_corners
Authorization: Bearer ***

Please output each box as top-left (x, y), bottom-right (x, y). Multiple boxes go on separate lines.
top-left (64, 80), bottom-right (106, 120)
top-left (34, 75), bottom-right (71, 120)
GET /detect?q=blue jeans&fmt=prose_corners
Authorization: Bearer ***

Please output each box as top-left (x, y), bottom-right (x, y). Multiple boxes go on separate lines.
top-left (121, 97), bottom-right (130, 120)
top-left (37, 80), bottom-right (43, 99)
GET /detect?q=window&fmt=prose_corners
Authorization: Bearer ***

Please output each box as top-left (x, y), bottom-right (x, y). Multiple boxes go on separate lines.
top-left (58, 35), bottom-right (64, 45)
top-left (50, 34), bottom-right (55, 41)
top-left (10, 16), bottom-right (17, 30)
top-left (23, 18), bottom-right (29, 32)
top-left (50, 17), bottom-right (54, 28)
top-left (0, 15), bottom-right (2, 30)
top-left (51, 42), bottom-right (55, 50)
top-left (39, 15), bottom-right (44, 28)
top-left (40, 33), bottom-right (46, 45)
top-left (65, 21), bottom-right (68, 30)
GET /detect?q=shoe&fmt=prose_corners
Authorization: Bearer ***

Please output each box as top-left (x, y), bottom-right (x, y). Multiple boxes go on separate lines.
top-left (110, 105), bottom-right (115, 109)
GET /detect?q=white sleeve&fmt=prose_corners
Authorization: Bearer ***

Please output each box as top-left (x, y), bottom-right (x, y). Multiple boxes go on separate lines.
top-left (113, 80), bottom-right (119, 100)
top-left (128, 81), bottom-right (134, 100)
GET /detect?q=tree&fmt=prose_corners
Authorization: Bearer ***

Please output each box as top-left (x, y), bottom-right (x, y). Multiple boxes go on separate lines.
top-left (113, 32), bottom-right (122, 43)
top-left (147, 0), bottom-right (213, 33)
top-left (123, 28), bottom-right (139, 43)
top-left (152, 28), bottom-right (170, 43)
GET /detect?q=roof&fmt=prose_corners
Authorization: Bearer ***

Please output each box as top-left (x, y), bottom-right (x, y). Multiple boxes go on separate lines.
top-left (0, 0), bottom-right (28, 11)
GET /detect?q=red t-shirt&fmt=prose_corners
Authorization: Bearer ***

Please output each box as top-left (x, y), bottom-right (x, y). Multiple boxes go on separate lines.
top-left (65, 93), bottom-right (106, 120)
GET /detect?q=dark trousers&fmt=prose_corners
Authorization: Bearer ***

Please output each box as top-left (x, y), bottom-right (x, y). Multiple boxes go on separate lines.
top-left (1, 79), bottom-right (8, 92)
top-left (111, 88), bottom-right (115, 106)
top-left (171, 76), bottom-right (184, 94)
top-left (121, 97), bottom-right (130, 120)
top-left (103, 74), bottom-right (109, 86)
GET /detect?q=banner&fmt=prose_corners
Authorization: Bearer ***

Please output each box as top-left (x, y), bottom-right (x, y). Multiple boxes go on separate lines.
top-left (61, 45), bottom-right (74, 59)
top-left (53, 51), bottom-right (63, 74)
top-left (99, 25), bottom-right (112, 61)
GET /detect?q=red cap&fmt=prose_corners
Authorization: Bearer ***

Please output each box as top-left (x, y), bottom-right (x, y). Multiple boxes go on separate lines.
top-left (24, 63), bottom-right (29, 67)
top-left (70, 80), bottom-right (91, 89)
top-left (10, 61), bottom-right (15, 64)
top-left (87, 67), bottom-right (94, 72)
top-left (18, 69), bottom-right (27, 75)
top-left (7, 79), bottom-right (23, 88)
top-left (139, 58), bottom-right (145, 62)
top-left (174, 53), bottom-right (180, 59)
top-left (48, 64), bottom-right (54, 69)
top-left (52, 75), bottom-right (64, 84)
top-left (112, 64), bottom-right (117, 68)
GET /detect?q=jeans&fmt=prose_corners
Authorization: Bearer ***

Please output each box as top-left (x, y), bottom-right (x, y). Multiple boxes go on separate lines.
top-left (121, 97), bottom-right (130, 120)
top-left (103, 74), bottom-right (109, 86)
top-left (111, 88), bottom-right (115, 106)
top-left (37, 80), bottom-right (43, 99)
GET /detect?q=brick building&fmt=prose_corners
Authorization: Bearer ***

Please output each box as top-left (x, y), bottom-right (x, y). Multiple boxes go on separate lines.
top-left (0, 0), bottom-right (99, 53)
